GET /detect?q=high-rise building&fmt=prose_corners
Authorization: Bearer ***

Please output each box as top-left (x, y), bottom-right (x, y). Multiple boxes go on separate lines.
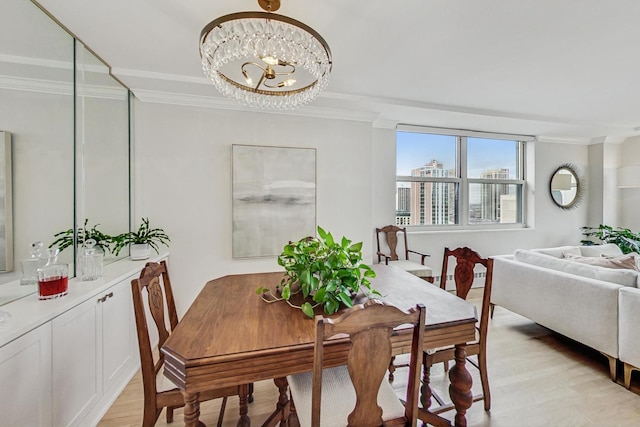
top-left (397, 187), bottom-right (411, 212)
top-left (409, 159), bottom-right (453, 225)
top-left (395, 186), bottom-right (412, 225)
top-left (479, 168), bottom-right (509, 222)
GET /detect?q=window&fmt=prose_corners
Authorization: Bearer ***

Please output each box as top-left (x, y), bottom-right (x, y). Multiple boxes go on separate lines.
top-left (396, 126), bottom-right (529, 228)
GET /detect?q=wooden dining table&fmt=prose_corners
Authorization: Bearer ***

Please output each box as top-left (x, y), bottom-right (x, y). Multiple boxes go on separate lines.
top-left (161, 264), bottom-right (478, 427)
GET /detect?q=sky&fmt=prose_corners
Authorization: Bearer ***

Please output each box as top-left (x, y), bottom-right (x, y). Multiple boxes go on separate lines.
top-left (396, 131), bottom-right (518, 179)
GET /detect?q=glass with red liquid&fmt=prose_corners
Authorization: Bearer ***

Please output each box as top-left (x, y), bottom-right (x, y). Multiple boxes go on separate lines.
top-left (37, 263), bottom-right (69, 300)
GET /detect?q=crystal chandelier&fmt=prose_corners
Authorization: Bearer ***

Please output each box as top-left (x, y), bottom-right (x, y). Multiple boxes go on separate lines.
top-left (200, 0), bottom-right (332, 110)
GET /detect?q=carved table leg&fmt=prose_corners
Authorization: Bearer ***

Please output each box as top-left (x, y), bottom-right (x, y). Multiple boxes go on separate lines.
top-left (237, 384), bottom-right (251, 427)
top-left (449, 345), bottom-right (473, 427)
top-left (182, 391), bottom-right (201, 427)
top-left (261, 377), bottom-right (291, 427)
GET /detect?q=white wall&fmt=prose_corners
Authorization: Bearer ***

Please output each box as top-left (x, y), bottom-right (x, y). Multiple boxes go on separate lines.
top-left (619, 136), bottom-right (640, 230)
top-left (134, 101), bottom-right (373, 315)
top-left (134, 100), bottom-right (601, 311)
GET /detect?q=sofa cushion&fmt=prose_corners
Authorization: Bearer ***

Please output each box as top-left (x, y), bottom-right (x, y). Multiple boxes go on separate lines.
top-left (579, 243), bottom-right (623, 257)
top-left (533, 246), bottom-right (581, 258)
top-left (564, 253), bottom-right (639, 271)
top-left (513, 249), bottom-right (639, 287)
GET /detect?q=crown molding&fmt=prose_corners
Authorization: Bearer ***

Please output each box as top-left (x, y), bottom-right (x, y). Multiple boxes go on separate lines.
top-left (536, 135), bottom-right (591, 145)
top-left (0, 75), bottom-right (71, 95)
top-left (132, 89), bottom-right (381, 123)
top-left (0, 75), bottom-right (127, 100)
top-left (117, 68), bottom-right (640, 141)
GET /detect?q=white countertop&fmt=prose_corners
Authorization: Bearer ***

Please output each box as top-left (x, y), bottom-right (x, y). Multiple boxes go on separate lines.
top-left (0, 252), bottom-right (169, 347)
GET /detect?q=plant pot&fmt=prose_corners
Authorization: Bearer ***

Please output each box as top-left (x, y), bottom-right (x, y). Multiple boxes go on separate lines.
top-left (130, 243), bottom-right (150, 260)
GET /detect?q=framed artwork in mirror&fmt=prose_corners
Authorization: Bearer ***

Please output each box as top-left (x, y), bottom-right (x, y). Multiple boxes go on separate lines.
top-left (550, 163), bottom-right (583, 210)
top-left (0, 131), bottom-right (12, 272)
top-left (232, 144), bottom-right (316, 258)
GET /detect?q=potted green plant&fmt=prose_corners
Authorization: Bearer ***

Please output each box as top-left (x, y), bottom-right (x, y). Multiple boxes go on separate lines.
top-left (113, 217), bottom-right (170, 260)
top-left (257, 226), bottom-right (379, 318)
top-left (50, 219), bottom-right (113, 254)
top-left (580, 224), bottom-right (640, 254)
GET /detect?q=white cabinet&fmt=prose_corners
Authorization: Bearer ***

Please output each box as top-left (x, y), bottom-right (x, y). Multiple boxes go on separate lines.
top-left (101, 279), bottom-right (135, 397)
top-left (0, 323), bottom-right (52, 427)
top-left (52, 278), bottom-right (136, 427)
top-left (52, 294), bottom-right (101, 426)
top-left (0, 253), bottom-right (167, 427)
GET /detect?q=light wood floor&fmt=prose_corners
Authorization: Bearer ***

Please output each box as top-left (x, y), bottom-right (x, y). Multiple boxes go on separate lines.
top-left (99, 290), bottom-right (640, 427)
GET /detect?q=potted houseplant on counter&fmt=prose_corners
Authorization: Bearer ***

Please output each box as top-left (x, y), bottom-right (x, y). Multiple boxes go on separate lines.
top-left (50, 219), bottom-right (113, 254)
top-left (257, 226), bottom-right (379, 318)
top-left (113, 217), bottom-right (170, 260)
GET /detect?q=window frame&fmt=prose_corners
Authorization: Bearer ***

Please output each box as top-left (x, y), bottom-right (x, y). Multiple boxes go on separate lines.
top-left (396, 125), bottom-right (532, 230)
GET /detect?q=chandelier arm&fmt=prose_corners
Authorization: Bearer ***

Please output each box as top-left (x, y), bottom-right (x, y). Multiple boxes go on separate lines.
top-left (271, 64), bottom-right (296, 76)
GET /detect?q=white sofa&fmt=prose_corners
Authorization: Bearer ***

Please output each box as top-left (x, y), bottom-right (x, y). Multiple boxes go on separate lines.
top-left (491, 243), bottom-right (640, 381)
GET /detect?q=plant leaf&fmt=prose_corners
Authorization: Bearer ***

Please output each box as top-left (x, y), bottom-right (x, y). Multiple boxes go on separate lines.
top-left (301, 302), bottom-right (314, 318)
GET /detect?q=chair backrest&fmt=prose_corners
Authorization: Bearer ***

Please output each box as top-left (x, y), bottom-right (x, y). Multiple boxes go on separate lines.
top-left (131, 260), bottom-right (179, 398)
top-left (311, 300), bottom-right (425, 427)
top-left (440, 247), bottom-right (494, 342)
top-left (376, 225), bottom-right (409, 261)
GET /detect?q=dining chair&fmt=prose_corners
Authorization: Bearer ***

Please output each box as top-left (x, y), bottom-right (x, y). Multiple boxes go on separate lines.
top-left (375, 225), bottom-right (433, 283)
top-left (131, 260), bottom-right (246, 427)
top-left (287, 299), bottom-right (426, 427)
top-left (422, 247), bottom-right (493, 414)
top-left (376, 225), bottom-right (432, 382)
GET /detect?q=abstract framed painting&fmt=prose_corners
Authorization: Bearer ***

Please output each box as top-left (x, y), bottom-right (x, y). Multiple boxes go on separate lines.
top-left (232, 144), bottom-right (316, 258)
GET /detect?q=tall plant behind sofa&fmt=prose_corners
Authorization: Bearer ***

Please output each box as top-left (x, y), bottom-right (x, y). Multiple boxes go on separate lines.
top-left (580, 225), bottom-right (640, 254)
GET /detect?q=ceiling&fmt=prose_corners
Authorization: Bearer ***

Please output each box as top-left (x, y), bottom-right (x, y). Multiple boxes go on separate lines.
top-left (33, 0), bottom-right (640, 142)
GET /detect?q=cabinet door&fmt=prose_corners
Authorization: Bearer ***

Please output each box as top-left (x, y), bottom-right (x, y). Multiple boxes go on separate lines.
top-left (52, 296), bottom-right (101, 427)
top-left (101, 279), bottom-right (135, 395)
top-left (0, 323), bottom-right (52, 426)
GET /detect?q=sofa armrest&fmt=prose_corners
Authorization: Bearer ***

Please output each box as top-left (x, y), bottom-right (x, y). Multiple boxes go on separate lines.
top-left (619, 287), bottom-right (640, 369)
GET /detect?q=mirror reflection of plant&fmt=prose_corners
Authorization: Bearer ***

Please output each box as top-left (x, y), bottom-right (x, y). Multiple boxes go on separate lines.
top-left (112, 217), bottom-right (170, 256)
top-left (580, 224), bottom-right (640, 254)
top-left (257, 226), bottom-right (379, 318)
top-left (50, 219), bottom-right (113, 253)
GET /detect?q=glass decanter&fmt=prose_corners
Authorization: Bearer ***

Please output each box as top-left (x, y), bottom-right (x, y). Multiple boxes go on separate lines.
top-left (20, 241), bottom-right (47, 286)
top-left (37, 247), bottom-right (68, 300)
top-left (78, 238), bottom-right (103, 281)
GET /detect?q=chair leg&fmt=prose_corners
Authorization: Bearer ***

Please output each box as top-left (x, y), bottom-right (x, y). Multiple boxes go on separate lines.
top-left (216, 397), bottom-right (228, 427)
top-left (388, 356), bottom-right (397, 382)
top-left (478, 351), bottom-right (491, 411)
top-left (248, 382), bottom-right (254, 403)
top-left (420, 353), bottom-right (433, 412)
top-left (166, 406), bottom-right (174, 423)
top-left (489, 303), bottom-right (495, 319)
top-left (143, 405), bottom-right (161, 427)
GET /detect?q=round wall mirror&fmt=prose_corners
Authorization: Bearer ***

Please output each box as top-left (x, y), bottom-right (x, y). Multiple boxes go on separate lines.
top-left (550, 164), bottom-right (582, 209)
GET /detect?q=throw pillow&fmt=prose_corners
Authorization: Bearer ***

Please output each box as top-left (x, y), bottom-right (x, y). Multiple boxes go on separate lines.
top-left (579, 243), bottom-right (623, 257)
top-left (564, 252), bottom-right (639, 271)
top-left (603, 253), bottom-right (640, 271)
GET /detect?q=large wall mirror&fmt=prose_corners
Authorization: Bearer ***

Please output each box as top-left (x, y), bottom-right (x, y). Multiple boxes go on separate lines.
top-left (0, 0), bottom-right (130, 304)
top-left (75, 43), bottom-right (130, 264)
top-left (550, 164), bottom-right (583, 210)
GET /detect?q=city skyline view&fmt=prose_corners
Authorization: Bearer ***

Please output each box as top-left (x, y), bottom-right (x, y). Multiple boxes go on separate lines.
top-left (396, 131), bottom-right (521, 226)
